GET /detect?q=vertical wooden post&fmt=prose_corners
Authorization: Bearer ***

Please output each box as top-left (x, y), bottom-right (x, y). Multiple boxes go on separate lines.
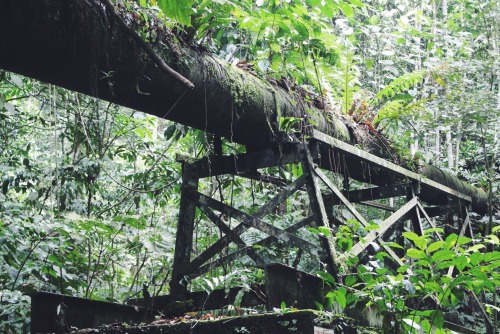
top-left (408, 181), bottom-right (423, 236)
top-left (170, 162), bottom-right (199, 300)
top-left (298, 143), bottom-right (339, 282)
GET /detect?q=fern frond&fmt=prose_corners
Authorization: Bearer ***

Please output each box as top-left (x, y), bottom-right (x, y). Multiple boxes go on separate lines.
top-left (374, 98), bottom-right (429, 127)
top-left (373, 100), bottom-right (406, 126)
top-left (337, 51), bottom-right (360, 114)
top-left (374, 70), bottom-right (426, 102)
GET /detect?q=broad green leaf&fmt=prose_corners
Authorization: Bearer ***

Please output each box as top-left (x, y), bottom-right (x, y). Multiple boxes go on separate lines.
top-left (382, 242), bottom-right (404, 249)
top-left (407, 248), bottom-right (426, 259)
top-left (484, 251), bottom-right (500, 262)
top-left (317, 271), bottom-right (336, 285)
top-left (456, 236), bottom-right (472, 247)
top-left (470, 251), bottom-right (483, 266)
top-left (432, 249), bottom-right (456, 262)
top-left (403, 231), bottom-right (419, 241)
top-left (421, 319), bottom-right (431, 333)
top-left (363, 224), bottom-right (380, 231)
top-left (430, 310), bottom-right (444, 328)
top-left (435, 260), bottom-right (454, 270)
top-left (397, 264), bottom-right (411, 273)
top-left (270, 43), bottom-right (281, 53)
top-left (444, 234), bottom-right (458, 249)
top-left (486, 234), bottom-right (500, 245)
top-left (424, 228), bottom-right (444, 235)
top-left (424, 281), bottom-right (441, 293)
top-left (453, 255), bottom-right (468, 271)
top-left (318, 226), bottom-right (331, 236)
top-left (465, 244), bottom-right (486, 253)
top-left (157, 0), bottom-right (193, 26)
top-left (345, 275), bottom-right (357, 287)
top-left (338, 1), bottom-right (354, 18)
top-left (427, 241), bottom-right (444, 253)
top-left (47, 254), bottom-right (62, 266)
top-left (291, 21), bottom-right (309, 39)
top-left (335, 288), bottom-right (347, 309)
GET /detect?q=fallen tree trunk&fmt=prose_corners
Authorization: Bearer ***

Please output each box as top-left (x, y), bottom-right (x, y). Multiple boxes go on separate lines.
top-left (0, 0), bottom-right (487, 213)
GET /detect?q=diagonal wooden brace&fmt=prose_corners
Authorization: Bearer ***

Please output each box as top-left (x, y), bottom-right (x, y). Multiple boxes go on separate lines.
top-left (197, 203), bottom-right (264, 265)
top-left (195, 216), bottom-right (315, 276)
top-left (314, 167), bottom-right (405, 266)
top-left (198, 193), bottom-right (320, 255)
top-left (187, 175), bottom-right (308, 271)
top-left (339, 197), bottom-right (418, 260)
top-left (298, 143), bottom-right (340, 281)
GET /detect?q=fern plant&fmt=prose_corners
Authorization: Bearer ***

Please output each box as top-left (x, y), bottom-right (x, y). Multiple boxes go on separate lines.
top-left (373, 70), bottom-right (426, 102)
top-left (371, 70), bottom-right (429, 128)
top-left (335, 49), bottom-right (360, 114)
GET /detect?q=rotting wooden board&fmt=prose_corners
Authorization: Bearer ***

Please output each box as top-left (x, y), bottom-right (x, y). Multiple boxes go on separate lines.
top-left (70, 310), bottom-right (375, 334)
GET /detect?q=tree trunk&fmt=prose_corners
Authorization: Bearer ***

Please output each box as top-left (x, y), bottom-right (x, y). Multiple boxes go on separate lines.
top-left (0, 0), bottom-right (487, 213)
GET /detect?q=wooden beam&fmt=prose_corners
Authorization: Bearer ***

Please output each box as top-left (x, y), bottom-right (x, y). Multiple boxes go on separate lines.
top-left (192, 143), bottom-right (316, 178)
top-left (237, 171), bottom-right (288, 187)
top-left (416, 202), bottom-right (444, 241)
top-left (336, 183), bottom-right (410, 204)
top-left (311, 130), bottom-right (472, 202)
top-left (188, 175), bottom-right (308, 271)
top-left (314, 167), bottom-right (370, 226)
top-left (359, 201), bottom-right (398, 212)
top-left (198, 193), bottom-right (320, 255)
top-left (128, 286), bottom-right (264, 312)
top-left (195, 216), bottom-right (314, 276)
top-left (447, 209), bottom-right (471, 277)
top-left (197, 203), bottom-right (264, 265)
top-left (340, 197), bottom-right (418, 260)
top-left (314, 167), bottom-right (405, 266)
top-left (299, 143), bottom-right (339, 279)
top-left (170, 164), bottom-right (199, 299)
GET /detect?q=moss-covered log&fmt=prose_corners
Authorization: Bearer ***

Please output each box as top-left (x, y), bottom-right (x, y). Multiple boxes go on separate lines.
top-left (0, 0), bottom-right (487, 213)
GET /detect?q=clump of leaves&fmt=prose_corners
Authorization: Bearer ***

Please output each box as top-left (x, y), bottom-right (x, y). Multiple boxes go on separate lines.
top-left (319, 227), bottom-right (500, 333)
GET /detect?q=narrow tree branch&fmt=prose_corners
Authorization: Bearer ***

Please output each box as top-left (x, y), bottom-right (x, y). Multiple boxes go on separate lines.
top-left (100, 0), bottom-right (195, 90)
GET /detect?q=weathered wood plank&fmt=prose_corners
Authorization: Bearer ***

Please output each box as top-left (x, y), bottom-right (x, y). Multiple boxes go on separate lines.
top-left (170, 164), bottom-right (200, 299)
top-left (314, 167), bottom-right (405, 266)
top-left (447, 209), bottom-right (471, 277)
top-left (237, 171), bottom-right (288, 186)
top-left (128, 285), bottom-right (264, 312)
top-left (336, 183), bottom-right (410, 204)
top-left (192, 143), bottom-right (317, 178)
top-left (416, 202), bottom-right (444, 241)
top-left (359, 201), bottom-right (397, 212)
top-left (314, 167), bottom-right (369, 226)
top-left (198, 193), bottom-right (320, 255)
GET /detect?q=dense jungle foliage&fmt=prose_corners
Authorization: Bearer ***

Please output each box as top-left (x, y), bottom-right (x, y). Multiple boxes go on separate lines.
top-left (0, 0), bottom-right (499, 332)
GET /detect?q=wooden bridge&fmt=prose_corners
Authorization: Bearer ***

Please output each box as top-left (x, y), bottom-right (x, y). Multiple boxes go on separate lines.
top-left (0, 1), bottom-right (492, 332)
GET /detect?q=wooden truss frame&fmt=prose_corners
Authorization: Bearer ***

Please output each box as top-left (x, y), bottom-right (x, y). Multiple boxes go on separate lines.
top-left (169, 131), bottom-right (475, 302)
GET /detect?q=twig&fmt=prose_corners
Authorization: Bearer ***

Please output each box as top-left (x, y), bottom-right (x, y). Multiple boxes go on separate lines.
top-left (100, 0), bottom-right (195, 90)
